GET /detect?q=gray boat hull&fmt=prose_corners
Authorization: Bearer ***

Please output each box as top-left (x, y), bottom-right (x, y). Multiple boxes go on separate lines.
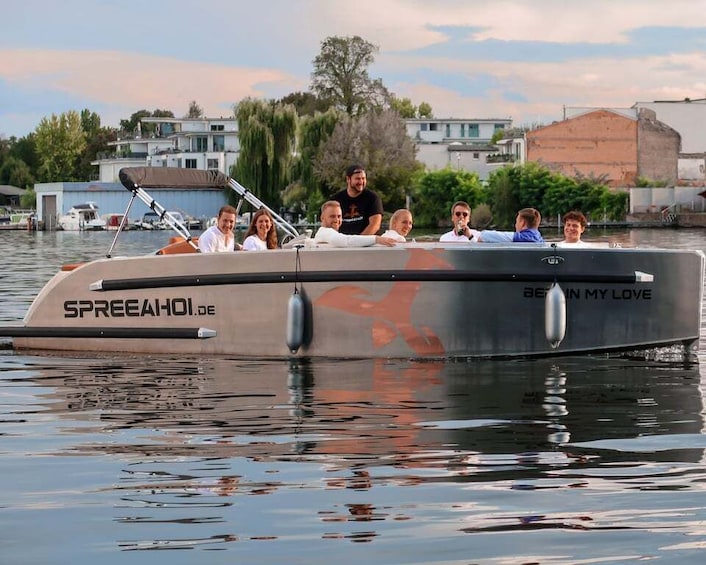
top-left (12, 243), bottom-right (705, 358)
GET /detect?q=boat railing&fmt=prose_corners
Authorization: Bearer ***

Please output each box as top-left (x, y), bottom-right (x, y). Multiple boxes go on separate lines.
top-left (661, 203), bottom-right (677, 225)
top-left (226, 177), bottom-right (300, 240)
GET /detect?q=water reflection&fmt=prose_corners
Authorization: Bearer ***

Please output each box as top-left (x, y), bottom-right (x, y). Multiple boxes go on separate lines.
top-left (3, 351), bottom-right (706, 558)
top-left (21, 354), bottom-right (705, 463)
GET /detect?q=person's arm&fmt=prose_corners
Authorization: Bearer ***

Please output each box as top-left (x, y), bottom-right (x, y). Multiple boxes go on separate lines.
top-left (315, 227), bottom-right (388, 248)
top-left (477, 230), bottom-right (514, 243)
top-left (360, 213), bottom-right (382, 235)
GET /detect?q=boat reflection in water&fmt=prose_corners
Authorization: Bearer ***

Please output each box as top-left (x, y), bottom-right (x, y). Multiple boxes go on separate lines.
top-left (19, 354), bottom-right (705, 554)
top-left (33, 353), bottom-right (705, 466)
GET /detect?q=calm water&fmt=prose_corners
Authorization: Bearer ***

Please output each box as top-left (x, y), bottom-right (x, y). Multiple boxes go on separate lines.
top-left (2, 228), bottom-right (706, 565)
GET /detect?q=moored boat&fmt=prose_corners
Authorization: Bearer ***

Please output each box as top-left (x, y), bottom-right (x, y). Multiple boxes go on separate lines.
top-left (0, 208), bottom-right (35, 230)
top-left (58, 202), bottom-right (105, 231)
top-left (1, 167), bottom-right (703, 359)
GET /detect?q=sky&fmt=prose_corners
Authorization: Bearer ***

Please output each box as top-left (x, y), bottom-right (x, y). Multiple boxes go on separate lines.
top-left (1, 0), bottom-right (706, 139)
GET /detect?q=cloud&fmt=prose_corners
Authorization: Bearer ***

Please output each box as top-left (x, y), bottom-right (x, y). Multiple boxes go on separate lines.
top-left (0, 48), bottom-right (302, 129)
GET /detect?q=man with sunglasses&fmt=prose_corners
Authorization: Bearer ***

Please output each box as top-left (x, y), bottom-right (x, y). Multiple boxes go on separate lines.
top-left (439, 201), bottom-right (480, 242)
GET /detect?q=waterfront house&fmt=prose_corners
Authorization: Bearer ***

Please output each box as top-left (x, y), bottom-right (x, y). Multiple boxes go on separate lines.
top-left (93, 117), bottom-right (240, 183)
top-left (405, 117), bottom-right (512, 180)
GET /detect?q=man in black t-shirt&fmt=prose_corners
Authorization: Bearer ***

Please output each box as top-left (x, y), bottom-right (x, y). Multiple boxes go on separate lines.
top-left (331, 164), bottom-right (383, 235)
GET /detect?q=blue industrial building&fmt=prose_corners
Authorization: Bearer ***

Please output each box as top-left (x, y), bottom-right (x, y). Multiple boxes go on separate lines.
top-left (35, 180), bottom-right (228, 230)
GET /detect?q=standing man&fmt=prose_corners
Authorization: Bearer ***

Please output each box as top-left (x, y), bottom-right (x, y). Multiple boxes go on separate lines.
top-left (198, 205), bottom-right (241, 252)
top-left (332, 164), bottom-right (383, 235)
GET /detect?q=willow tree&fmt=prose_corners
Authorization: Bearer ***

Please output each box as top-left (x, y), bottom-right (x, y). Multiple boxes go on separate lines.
top-left (232, 98), bottom-right (298, 206)
top-left (283, 108), bottom-right (342, 216)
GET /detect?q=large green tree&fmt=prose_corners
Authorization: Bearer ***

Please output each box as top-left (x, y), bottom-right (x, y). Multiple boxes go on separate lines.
top-left (311, 36), bottom-right (390, 116)
top-left (313, 109), bottom-right (421, 211)
top-left (232, 98), bottom-right (298, 206)
top-left (34, 110), bottom-right (87, 182)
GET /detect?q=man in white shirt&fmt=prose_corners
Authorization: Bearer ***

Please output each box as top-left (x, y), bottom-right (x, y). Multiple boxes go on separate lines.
top-left (557, 210), bottom-right (591, 246)
top-left (314, 201), bottom-right (396, 247)
top-left (198, 205), bottom-right (240, 252)
top-left (439, 201), bottom-right (480, 242)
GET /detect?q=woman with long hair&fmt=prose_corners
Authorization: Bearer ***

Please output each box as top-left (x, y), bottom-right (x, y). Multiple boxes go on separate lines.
top-left (242, 208), bottom-right (278, 250)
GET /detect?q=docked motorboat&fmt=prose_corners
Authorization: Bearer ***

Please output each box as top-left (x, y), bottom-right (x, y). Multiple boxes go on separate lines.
top-left (1, 167), bottom-right (704, 359)
top-left (58, 202), bottom-right (104, 231)
top-left (0, 207), bottom-right (34, 230)
top-left (102, 213), bottom-right (126, 231)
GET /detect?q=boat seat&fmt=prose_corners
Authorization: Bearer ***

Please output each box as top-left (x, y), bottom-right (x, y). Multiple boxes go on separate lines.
top-left (156, 236), bottom-right (200, 255)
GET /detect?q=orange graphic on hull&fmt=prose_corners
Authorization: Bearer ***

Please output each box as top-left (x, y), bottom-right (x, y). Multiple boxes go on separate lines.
top-left (315, 248), bottom-right (454, 356)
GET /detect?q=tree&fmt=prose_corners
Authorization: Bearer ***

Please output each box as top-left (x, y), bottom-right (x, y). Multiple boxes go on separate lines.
top-left (418, 102), bottom-right (433, 118)
top-left (34, 111), bottom-right (87, 182)
top-left (120, 109), bottom-right (152, 135)
top-left (119, 109), bottom-right (174, 136)
top-left (278, 91), bottom-right (331, 117)
top-left (410, 168), bottom-right (485, 228)
top-left (313, 109), bottom-right (421, 211)
top-left (311, 36), bottom-right (390, 116)
top-left (232, 98), bottom-right (298, 206)
top-left (0, 155), bottom-right (34, 189)
top-left (186, 100), bottom-right (204, 119)
top-left (390, 97), bottom-right (418, 119)
top-left (283, 108), bottom-right (342, 216)
top-left (9, 133), bottom-right (39, 173)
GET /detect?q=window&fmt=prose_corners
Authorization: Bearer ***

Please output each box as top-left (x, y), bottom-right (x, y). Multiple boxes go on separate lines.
top-left (494, 123), bottom-right (505, 131)
top-left (210, 124), bottom-right (225, 131)
top-left (429, 123), bottom-right (438, 131)
top-left (193, 136), bottom-right (208, 152)
top-left (468, 124), bottom-right (479, 138)
top-left (421, 123), bottom-right (428, 131)
top-left (213, 135), bottom-right (225, 152)
top-left (445, 124), bottom-right (451, 137)
top-left (185, 159), bottom-right (197, 169)
top-left (207, 158), bottom-right (219, 169)
top-left (473, 152), bottom-right (480, 160)
top-left (460, 124), bottom-right (465, 137)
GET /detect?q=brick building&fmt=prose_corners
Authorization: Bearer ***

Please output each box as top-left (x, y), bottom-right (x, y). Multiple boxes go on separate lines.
top-left (526, 108), bottom-right (679, 187)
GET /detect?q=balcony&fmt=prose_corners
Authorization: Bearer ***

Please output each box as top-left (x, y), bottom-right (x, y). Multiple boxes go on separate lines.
top-left (486, 153), bottom-right (516, 164)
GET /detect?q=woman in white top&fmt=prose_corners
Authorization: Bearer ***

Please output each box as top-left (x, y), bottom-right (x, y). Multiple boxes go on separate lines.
top-left (242, 209), bottom-right (278, 251)
top-left (381, 209), bottom-right (413, 242)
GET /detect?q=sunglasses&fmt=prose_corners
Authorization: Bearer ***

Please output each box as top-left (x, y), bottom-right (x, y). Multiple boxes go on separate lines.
top-left (454, 212), bottom-right (469, 217)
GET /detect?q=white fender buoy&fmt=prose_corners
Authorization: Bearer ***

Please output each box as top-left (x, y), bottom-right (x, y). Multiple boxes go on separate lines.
top-left (286, 291), bottom-right (305, 353)
top-left (545, 282), bottom-right (567, 349)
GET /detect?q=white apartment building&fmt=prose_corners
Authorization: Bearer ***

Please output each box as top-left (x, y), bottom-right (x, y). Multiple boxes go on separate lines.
top-left (93, 115), bottom-right (513, 183)
top-left (405, 117), bottom-right (512, 179)
top-left (93, 117), bottom-right (240, 182)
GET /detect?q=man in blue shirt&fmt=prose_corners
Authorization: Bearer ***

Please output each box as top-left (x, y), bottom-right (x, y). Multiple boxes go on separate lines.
top-left (478, 208), bottom-right (544, 243)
